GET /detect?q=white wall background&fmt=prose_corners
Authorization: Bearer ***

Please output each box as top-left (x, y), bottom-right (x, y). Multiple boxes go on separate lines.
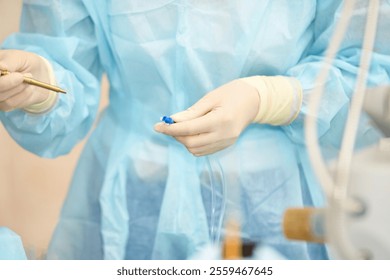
top-left (0, 0), bottom-right (108, 258)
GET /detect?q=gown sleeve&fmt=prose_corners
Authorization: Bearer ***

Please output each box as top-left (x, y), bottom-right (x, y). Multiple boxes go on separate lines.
top-left (0, 0), bottom-right (103, 158)
top-left (283, 1), bottom-right (390, 148)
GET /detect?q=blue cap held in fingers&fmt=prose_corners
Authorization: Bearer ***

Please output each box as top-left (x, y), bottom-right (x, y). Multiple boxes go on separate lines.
top-left (160, 115), bottom-right (175, 125)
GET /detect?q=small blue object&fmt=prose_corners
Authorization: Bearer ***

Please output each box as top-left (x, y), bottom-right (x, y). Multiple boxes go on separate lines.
top-left (161, 116), bottom-right (175, 125)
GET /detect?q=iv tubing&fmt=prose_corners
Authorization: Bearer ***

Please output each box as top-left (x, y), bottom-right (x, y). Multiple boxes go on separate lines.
top-left (305, 0), bottom-right (356, 200)
top-left (331, 0), bottom-right (380, 259)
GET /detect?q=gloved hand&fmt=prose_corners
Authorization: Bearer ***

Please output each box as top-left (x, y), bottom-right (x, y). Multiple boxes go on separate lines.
top-left (154, 79), bottom-right (260, 156)
top-left (154, 76), bottom-right (302, 157)
top-left (0, 50), bottom-right (57, 113)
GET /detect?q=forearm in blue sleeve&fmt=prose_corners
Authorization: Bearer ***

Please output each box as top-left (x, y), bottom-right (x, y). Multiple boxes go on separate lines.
top-left (282, 1), bottom-right (390, 147)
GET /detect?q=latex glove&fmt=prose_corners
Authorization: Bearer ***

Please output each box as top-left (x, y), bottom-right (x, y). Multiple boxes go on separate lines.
top-left (0, 50), bottom-right (57, 113)
top-left (154, 79), bottom-right (260, 156)
top-left (154, 76), bottom-right (302, 156)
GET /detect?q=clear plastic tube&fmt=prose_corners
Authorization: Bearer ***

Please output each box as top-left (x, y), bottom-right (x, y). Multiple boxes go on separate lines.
top-left (306, 0), bottom-right (380, 259)
top-left (330, 0), bottom-right (380, 259)
top-left (305, 0), bottom-right (357, 200)
top-left (205, 155), bottom-right (227, 244)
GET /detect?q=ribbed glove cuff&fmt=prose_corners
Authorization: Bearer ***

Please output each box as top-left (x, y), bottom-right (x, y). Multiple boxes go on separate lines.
top-left (240, 75), bottom-right (303, 125)
top-left (23, 56), bottom-right (58, 114)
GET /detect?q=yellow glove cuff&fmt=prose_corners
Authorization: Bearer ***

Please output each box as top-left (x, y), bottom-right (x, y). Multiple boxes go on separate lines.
top-left (23, 56), bottom-right (58, 114)
top-left (240, 76), bottom-right (303, 126)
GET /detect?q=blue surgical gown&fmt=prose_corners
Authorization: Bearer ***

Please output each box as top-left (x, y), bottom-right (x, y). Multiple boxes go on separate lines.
top-left (0, 228), bottom-right (27, 260)
top-left (1, 0), bottom-right (389, 259)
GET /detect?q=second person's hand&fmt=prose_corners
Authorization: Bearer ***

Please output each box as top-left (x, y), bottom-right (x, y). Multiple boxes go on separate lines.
top-left (0, 50), bottom-right (56, 113)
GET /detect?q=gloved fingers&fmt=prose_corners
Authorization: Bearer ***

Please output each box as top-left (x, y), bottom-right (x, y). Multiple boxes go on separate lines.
top-left (155, 110), bottom-right (220, 136)
top-left (0, 53), bottom-right (9, 69)
top-left (0, 86), bottom-right (35, 112)
top-left (155, 79), bottom-right (259, 155)
top-left (0, 72), bottom-right (25, 93)
top-left (0, 83), bottom-right (30, 102)
top-left (0, 51), bottom-right (19, 72)
top-left (185, 138), bottom-right (236, 157)
top-left (170, 93), bottom-right (217, 122)
top-left (0, 61), bottom-right (8, 71)
top-left (174, 132), bottom-right (216, 149)
top-left (0, 50), bottom-right (31, 73)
